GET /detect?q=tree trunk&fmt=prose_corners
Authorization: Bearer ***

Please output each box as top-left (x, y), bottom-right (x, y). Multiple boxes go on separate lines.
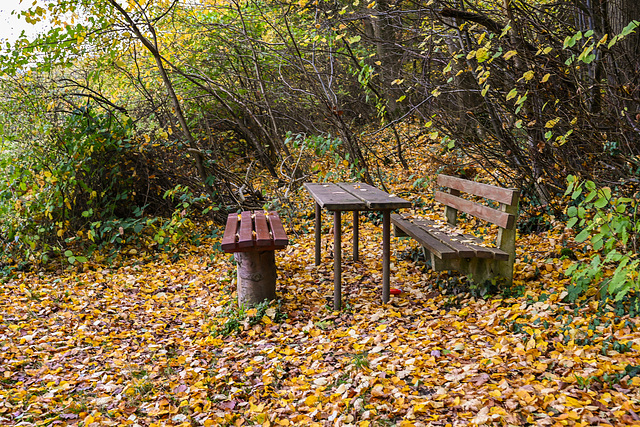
top-left (234, 251), bottom-right (277, 307)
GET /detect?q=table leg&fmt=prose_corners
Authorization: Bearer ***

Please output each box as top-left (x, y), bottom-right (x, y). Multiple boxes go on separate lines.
top-left (382, 210), bottom-right (390, 303)
top-left (353, 211), bottom-right (359, 262)
top-left (334, 211), bottom-right (342, 310)
top-left (315, 202), bottom-right (321, 266)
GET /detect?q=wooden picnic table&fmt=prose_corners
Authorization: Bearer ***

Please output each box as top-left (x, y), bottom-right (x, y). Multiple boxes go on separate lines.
top-left (303, 182), bottom-right (411, 309)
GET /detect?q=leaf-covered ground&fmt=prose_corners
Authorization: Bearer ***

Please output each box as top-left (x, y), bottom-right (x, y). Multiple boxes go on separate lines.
top-left (2, 144), bottom-right (640, 426)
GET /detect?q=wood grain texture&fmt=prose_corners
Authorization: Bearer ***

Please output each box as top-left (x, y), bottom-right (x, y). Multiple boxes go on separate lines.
top-left (438, 174), bottom-right (519, 206)
top-left (221, 214), bottom-right (240, 252)
top-left (237, 211), bottom-right (255, 249)
top-left (303, 183), bottom-right (366, 210)
top-left (267, 212), bottom-right (289, 247)
top-left (222, 211), bottom-right (288, 252)
top-left (337, 183), bottom-right (412, 209)
top-left (390, 214), bottom-right (458, 259)
top-left (435, 191), bottom-right (516, 229)
top-left (303, 182), bottom-right (410, 211)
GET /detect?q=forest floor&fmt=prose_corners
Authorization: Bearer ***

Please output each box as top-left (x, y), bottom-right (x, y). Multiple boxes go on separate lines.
top-left (1, 138), bottom-right (640, 427)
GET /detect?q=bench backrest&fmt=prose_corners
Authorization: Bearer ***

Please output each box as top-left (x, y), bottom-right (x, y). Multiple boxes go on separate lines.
top-left (436, 174), bottom-right (519, 253)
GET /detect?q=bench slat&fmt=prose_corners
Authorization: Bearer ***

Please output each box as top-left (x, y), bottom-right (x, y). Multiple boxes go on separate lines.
top-left (221, 214), bottom-right (240, 251)
top-left (222, 211), bottom-right (288, 253)
top-left (254, 211), bottom-right (272, 247)
top-left (409, 218), bottom-right (509, 260)
top-left (408, 217), bottom-right (483, 259)
top-left (438, 174), bottom-right (519, 206)
top-left (391, 214), bottom-right (458, 259)
top-left (237, 211), bottom-right (255, 248)
top-left (435, 191), bottom-right (516, 229)
top-left (267, 212), bottom-right (289, 248)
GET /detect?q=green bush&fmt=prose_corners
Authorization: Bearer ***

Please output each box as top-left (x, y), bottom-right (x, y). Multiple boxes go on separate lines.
top-left (564, 176), bottom-right (639, 301)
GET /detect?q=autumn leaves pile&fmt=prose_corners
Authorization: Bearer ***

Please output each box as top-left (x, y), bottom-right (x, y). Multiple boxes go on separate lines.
top-left (2, 148), bottom-right (640, 426)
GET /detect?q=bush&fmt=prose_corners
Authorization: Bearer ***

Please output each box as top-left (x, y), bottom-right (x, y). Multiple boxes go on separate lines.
top-left (564, 176), bottom-right (639, 301)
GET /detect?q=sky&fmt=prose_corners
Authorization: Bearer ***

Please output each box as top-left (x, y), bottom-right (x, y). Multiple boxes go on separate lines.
top-left (0, 0), bottom-right (50, 45)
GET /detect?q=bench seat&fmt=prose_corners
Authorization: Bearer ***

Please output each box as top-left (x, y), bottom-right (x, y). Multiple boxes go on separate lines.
top-left (391, 215), bottom-right (510, 261)
top-left (221, 211), bottom-right (289, 307)
top-left (222, 211), bottom-right (288, 253)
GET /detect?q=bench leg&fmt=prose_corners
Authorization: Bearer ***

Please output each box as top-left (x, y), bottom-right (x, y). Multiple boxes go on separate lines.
top-left (234, 251), bottom-right (277, 307)
top-left (334, 211), bottom-right (342, 310)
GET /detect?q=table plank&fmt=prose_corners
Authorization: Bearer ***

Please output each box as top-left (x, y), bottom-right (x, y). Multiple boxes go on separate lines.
top-left (337, 183), bottom-right (412, 209)
top-left (303, 183), bottom-right (367, 210)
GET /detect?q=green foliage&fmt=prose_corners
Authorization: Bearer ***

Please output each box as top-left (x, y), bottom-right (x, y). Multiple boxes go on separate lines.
top-left (0, 105), bottom-right (139, 264)
top-left (213, 299), bottom-right (287, 337)
top-left (564, 175), bottom-right (639, 301)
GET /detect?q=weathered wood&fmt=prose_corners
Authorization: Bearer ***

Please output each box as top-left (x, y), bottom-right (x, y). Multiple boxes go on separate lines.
top-left (353, 210), bottom-right (359, 261)
top-left (235, 251), bottom-right (276, 306)
top-left (304, 182), bottom-right (410, 307)
top-left (391, 215), bottom-right (459, 259)
top-left (407, 217), bottom-right (508, 260)
top-left (393, 174), bottom-right (519, 285)
top-left (303, 183), bottom-right (367, 210)
top-left (222, 211), bottom-right (289, 307)
top-left (254, 211), bottom-right (271, 248)
top-left (337, 183), bottom-right (412, 209)
top-left (435, 191), bottom-right (516, 229)
top-left (438, 174), bottom-right (519, 206)
top-left (221, 214), bottom-right (240, 252)
top-left (444, 188), bottom-right (460, 226)
top-left (266, 212), bottom-right (289, 247)
top-left (237, 210), bottom-right (254, 249)
top-left (496, 193), bottom-right (520, 283)
top-left (334, 211), bottom-right (342, 310)
top-left (314, 203), bottom-right (321, 266)
top-left (382, 210), bottom-right (391, 303)
top-left (222, 211), bottom-right (288, 253)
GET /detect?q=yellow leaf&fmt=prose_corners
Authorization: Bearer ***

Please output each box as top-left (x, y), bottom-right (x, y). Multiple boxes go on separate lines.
top-left (541, 73), bottom-right (551, 83)
top-left (475, 47), bottom-right (490, 62)
top-left (503, 50), bottom-right (517, 60)
top-left (545, 118), bottom-right (560, 128)
top-left (526, 337), bottom-right (536, 350)
top-left (523, 70), bottom-right (534, 81)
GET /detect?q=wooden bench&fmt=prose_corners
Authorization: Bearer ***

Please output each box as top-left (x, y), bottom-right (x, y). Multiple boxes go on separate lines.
top-left (391, 174), bottom-right (520, 285)
top-left (221, 211), bottom-right (289, 306)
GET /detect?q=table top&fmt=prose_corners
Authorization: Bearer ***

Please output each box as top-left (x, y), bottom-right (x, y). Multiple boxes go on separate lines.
top-left (304, 182), bottom-right (411, 211)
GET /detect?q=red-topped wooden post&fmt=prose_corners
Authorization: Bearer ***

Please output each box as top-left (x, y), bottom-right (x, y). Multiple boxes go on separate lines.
top-left (221, 211), bottom-right (289, 306)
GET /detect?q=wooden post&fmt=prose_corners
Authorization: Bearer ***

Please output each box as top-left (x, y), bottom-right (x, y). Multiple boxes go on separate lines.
top-left (444, 188), bottom-right (460, 226)
top-left (382, 210), bottom-right (391, 303)
top-left (234, 251), bottom-right (277, 307)
top-left (334, 211), bottom-right (342, 310)
top-left (315, 202), bottom-right (321, 266)
top-left (353, 211), bottom-right (359, 261)
top-left (496, 191), bottom-right (520, 285)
